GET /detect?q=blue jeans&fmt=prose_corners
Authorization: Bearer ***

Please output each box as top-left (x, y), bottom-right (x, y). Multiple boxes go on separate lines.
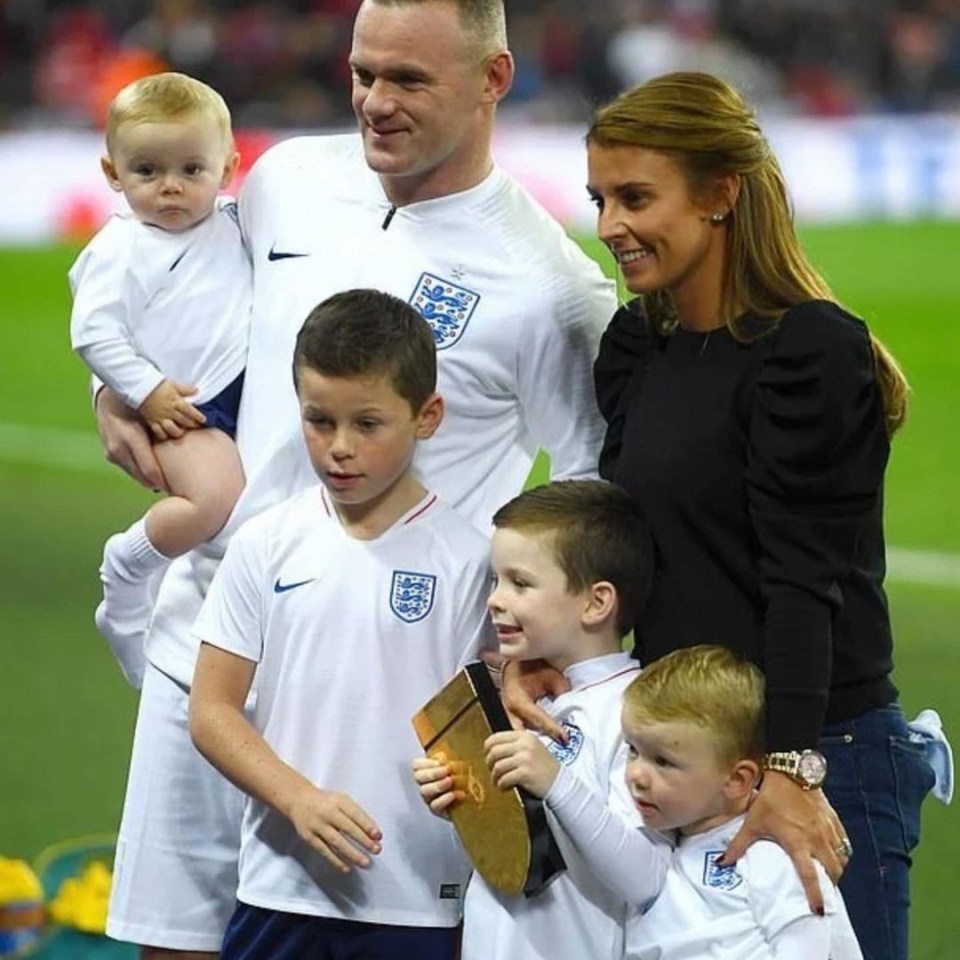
top-left (820, 703), bottom-right (936, 960)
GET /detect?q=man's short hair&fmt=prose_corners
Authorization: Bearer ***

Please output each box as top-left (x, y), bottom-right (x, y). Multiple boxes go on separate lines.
top-left (623, 645), bottom-right (766, 765)
top-left (492, 480), bottom-right (652, 637)
top-left (105, 72), bottom-right (233, 156)
top-left (370, 0), bottom-right (507, 57)
top-left (293, 288), bottom-right (437, 411)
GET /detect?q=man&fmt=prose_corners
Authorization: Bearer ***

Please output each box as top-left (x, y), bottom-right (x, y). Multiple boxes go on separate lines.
top-left (94, 2), bottom-right (616, 957)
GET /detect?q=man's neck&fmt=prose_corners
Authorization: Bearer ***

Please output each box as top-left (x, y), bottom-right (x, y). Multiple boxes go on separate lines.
top-left (380, 154), bottom-right (495, 208)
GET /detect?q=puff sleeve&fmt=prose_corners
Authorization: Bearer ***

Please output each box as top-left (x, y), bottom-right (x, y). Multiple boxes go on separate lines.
top-left (594, 300), bottom-right (651, 480)
top-left (744, 302), bottom-right (890, 748)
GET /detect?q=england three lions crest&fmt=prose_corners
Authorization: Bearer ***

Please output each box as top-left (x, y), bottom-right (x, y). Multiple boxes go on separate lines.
top-left (410, 272), bottom-right (480, 350)
top-left (702, 851), bottom-right (742, 891)
top-left (390, 570), bottom-right (437, 623)
top-left (546, 723), bottom-right (584, 766)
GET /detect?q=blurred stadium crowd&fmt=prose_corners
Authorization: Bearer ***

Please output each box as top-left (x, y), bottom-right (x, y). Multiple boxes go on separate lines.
top-left (1, 0), bottom-right (959, 130)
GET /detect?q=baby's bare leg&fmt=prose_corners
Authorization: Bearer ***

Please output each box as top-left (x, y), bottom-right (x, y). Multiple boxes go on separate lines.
top-left (94, 429), bottom-right (244, 687)
top-left (147, 428), bottom-right (245, 556)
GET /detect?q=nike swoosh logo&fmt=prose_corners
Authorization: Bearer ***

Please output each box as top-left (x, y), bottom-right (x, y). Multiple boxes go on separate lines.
top-left (268, 245), bottom-right (310, 261)
top-left (274, 577), bottom-right (315, 594)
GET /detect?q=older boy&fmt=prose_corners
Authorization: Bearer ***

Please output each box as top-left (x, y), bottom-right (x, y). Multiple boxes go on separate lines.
top-left (415, 480), bottom-right (671, 960)
top-left (188, 289), bottom-right (494, 960)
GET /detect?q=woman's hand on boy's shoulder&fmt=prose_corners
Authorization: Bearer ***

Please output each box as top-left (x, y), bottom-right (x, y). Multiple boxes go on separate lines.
top-left (500, 659), bottom-right (571, 743)
top-left (720, 772), bottom-right (850, 915)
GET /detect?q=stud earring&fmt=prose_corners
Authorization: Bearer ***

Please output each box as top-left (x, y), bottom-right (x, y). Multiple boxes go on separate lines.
top-left (711, 212), bottom-right (727, 223)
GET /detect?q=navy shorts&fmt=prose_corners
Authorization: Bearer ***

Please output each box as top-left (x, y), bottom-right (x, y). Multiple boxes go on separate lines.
top-left (221, 901), bottom-right (460, 960)
top-left (196, 370), bottom-right (244, 439)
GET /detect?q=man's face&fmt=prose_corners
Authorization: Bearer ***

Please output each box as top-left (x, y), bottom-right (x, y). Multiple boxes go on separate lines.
top-left (349, 0), bottom-right (492, 202)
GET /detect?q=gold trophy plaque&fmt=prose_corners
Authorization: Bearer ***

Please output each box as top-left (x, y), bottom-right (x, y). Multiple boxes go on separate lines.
top-left (412, 661), bottom-right (565, 896)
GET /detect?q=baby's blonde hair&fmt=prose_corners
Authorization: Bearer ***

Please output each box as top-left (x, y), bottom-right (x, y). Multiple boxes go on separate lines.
top-left (105, 72), bottom-right (233, 157)
top-left (623, 645), bottom-right (765, 766)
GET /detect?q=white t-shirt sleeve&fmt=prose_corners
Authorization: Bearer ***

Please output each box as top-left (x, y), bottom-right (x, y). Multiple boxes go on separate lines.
top-left (516, 265), bottom-right (614, 481)
top-left (236, 154), bottom-right (263, 249)
top-left (237, 137), bottom-right (298, 252)
top-left (76, 338), bottom-right (165, 411)
top-left (827, 892), bottom-right (865, 960)
top-left (69, 220), bottom-right (166, 409)
top-left (544, 762), bottom-right (671, 908)
top-left (742, 842), bottom-right (840, 959)
top-left (452, 552), bottom-right (496, 668)
top-left (768, 914), bottom-right (832, 959)
top-left (192, 521), bottom-right (266, 663)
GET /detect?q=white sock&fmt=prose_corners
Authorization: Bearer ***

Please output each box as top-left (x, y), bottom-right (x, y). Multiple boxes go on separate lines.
top-left (96, 517), bottom-right (168, 690)
top-left (108, 517), bottom-right (170, 582)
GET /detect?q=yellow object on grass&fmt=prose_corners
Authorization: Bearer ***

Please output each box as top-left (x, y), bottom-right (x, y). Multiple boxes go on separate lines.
top-left (0, 857), bottom-right (44, 957)
top-left (47, 860), bottom-right (112, 935)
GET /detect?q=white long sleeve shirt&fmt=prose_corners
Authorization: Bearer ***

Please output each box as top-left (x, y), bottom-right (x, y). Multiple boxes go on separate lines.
top-left (69, 197), bottom-right (250, 410)
top-left (146, 134), bottom-right (616, 685)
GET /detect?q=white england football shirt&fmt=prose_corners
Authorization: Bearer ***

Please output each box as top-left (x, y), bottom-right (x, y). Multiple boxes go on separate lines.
top-left (146, 134), bottom-right (616, 686)
top-left (69, 197), bottom-right (250, 409)
top-left (462, 652), bottom-right (664, 960)
top-left (626, 815), bottom-right (863, 959)
top-left (193, 486), bottom-right (495, 926)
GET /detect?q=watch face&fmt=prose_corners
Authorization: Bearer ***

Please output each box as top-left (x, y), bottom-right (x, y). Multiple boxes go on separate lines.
top-left (798, 750), bottom-right (827, 786)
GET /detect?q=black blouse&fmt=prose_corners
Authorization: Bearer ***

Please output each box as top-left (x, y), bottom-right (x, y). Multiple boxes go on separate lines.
top-left (595, 299), bottom-right (897, 750)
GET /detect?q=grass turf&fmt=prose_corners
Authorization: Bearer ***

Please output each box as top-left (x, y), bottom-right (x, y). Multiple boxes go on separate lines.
top-left (1, 222), bottom-right (958, 957)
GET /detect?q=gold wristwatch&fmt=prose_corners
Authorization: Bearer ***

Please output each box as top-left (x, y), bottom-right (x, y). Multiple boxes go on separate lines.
top-left (762, 750), bottom-right (827, 790)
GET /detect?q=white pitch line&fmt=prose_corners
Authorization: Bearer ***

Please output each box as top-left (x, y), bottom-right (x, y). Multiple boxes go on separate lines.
top-left (885, 547), bottom-right (960, 588)
top-left (0, 421), bottom-right (111, 474)
top-left (2, 422), bottom-right (959, 587)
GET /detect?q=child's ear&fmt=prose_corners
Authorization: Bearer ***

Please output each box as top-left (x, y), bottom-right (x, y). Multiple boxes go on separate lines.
top-left (100, 155), bottom-right (123, 192)
top-left (220, 151), bottom-right (241, 189)
top-left (724, 758), bottom-right (761, 801)
top-left (415, 391), bottom-right (444, 439)
top-left (582, 580), bottom-right (617, 629)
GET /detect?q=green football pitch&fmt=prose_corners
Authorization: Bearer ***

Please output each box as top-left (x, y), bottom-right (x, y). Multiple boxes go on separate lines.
top-left (1, 222), bottom-right (957, 957)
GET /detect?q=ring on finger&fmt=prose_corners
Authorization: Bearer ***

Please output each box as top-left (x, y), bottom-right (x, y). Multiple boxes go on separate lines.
top-left (835, 838), bottom-right (853, 858)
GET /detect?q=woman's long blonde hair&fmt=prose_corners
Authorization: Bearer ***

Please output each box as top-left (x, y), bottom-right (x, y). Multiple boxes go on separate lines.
top-left (587, 71), bottom-right (907, 435)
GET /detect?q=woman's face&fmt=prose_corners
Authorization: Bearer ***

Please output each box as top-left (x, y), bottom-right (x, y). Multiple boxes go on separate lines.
top-left (587, 142), bottom-right (727, 310)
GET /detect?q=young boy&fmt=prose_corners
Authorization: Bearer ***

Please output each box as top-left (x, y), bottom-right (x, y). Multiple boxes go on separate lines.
top-left (69, 71), bottom-right (249, 687)
top-left (188, 289), bottom-right (495, 960)
top-left (621, 645), bottom-right (863, 959)
top-left (414, 480), bottom-right (672, 960)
